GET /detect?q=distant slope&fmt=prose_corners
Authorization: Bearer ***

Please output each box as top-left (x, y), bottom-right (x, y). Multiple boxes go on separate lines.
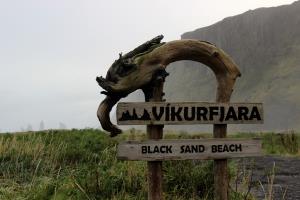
top-left (165, 1), bottom-right (300, 131)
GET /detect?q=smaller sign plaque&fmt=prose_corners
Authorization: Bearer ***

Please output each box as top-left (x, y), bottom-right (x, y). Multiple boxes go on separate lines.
top-left (117, 138), bottom-right (262, 161)
top-left (117, 102), bottom-right (263, 125)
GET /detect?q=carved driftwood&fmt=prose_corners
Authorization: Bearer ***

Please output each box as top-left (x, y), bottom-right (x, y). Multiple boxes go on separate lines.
top-left (96, 35), bottom-right (241, 136)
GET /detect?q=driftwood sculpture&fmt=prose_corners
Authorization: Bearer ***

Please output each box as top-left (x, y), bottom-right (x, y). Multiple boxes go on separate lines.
top-left (96, 35), bottom-right (241, 137)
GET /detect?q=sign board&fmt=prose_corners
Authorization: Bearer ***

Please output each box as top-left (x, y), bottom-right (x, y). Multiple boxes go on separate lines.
top-left (117, 138), bottom-right (262, 161)
top-left (117, 102), bottom-right (263, 125)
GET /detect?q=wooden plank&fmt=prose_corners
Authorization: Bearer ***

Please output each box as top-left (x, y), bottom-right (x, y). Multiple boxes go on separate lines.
top-left (117, 102), bottom-right (263, 125)
top-left (117, 138), bottom-right (262, 161)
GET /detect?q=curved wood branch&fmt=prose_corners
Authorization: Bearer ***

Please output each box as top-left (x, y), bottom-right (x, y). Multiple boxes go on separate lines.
top-left (97, 95), bottom-right (122, 136)
top-left (140, 40), bottom-right (241, 102)
top-left (97, 39), bottom-right (241, 136)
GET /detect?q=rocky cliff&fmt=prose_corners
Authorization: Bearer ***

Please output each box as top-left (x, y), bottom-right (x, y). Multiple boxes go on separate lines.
top-left (165, 1), bottom-right (300, 131)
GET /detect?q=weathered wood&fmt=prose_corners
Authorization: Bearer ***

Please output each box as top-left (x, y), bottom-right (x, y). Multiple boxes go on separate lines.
top-left (214, 124), bottom-right (228, 200)
top-left (97, 37), bottom-right (241, 136)
top-left (147, 126), bottom-right (163, 200)
top-left (117, 102), bottom-right (263, 125)
top-left (145, 81), bottom-right (164, 200)
top-left (96, 36), bottom-right (245, 200)
top-left (117, 139), bottom-right (262, 161)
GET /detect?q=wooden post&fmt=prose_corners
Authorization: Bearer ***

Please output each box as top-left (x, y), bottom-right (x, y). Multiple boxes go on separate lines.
top-left (213, 80), bottom-right (233, 200)
top-left (213, 124), bottom-right (228, 200)
top-left (147, 125), bottom-right (163, 200)
top-left (145, 81), bottom-right (164, 200)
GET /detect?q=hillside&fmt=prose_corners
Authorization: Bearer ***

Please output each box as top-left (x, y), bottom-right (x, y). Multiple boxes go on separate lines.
top-left (164, 1), bottom-right (300, 132)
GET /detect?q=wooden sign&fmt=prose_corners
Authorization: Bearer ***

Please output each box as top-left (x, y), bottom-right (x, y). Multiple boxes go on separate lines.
top-left (117, 138), bottom-right (262, 161)
top-left (117, 102), bottom-right (263, 125)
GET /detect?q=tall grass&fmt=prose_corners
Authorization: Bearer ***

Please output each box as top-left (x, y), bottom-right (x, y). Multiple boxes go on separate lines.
top-left (0, 129), bottom-right (215, 199)
top-left (0, 129), bottom-right (298, 199)
top-left (0, 129), bottom-right (121, 199)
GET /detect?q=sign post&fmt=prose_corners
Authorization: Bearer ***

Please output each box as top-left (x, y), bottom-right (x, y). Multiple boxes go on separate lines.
top-left (144, 81), bottom-right (164, 200)
top-left (116, 102), bottom-right (263, 199)
top-left (96, 36), bottom-right (261, 200)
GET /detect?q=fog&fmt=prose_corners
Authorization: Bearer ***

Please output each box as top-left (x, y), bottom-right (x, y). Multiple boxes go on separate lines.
top-left (0, 0), bottom-right (295, 132)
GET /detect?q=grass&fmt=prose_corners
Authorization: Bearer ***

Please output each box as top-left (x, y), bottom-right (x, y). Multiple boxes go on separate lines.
top-left (0, 129), bottom-right (299, 199)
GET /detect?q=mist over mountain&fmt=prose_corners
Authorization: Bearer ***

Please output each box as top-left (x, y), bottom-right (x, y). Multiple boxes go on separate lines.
top-left (164, 1), bottom-right (300, 132)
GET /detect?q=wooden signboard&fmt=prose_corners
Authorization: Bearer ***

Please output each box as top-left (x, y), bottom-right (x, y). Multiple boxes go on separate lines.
top-left (118, 138), bottom-right (262, 161)
top-left (117, 102), bottom-right (263, 125)
top-left (98, 37), bottom-right (262, 200)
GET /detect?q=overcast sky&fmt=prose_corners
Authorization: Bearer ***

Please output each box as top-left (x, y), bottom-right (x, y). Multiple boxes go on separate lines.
top-left (0, 0), bottom-right (295, 132)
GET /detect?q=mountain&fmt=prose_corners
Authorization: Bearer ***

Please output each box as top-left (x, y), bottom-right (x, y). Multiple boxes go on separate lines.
top-left (164, 1), bottom-right (300, 132)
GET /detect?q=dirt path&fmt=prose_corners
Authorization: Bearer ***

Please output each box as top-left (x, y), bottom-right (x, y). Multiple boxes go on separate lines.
top-left (237, 156), bottom-right (300, 200)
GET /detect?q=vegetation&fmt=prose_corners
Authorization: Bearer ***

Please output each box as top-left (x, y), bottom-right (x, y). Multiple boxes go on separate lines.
top-left (0, 129), bottom-right (299, 199)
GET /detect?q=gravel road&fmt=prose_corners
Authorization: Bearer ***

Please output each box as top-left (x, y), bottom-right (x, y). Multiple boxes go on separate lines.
top-left (236, 156), bottom-right (300, 200)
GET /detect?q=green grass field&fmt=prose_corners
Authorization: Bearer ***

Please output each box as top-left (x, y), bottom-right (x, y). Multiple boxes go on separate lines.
top-left (0, 129), bottom-right (299, 200)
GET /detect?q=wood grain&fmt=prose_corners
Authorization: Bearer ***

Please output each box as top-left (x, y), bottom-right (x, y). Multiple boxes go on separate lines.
top-left (117, 102), bottom-right (263, 125)
top-left (117, 138), bottom-right (262, 161)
